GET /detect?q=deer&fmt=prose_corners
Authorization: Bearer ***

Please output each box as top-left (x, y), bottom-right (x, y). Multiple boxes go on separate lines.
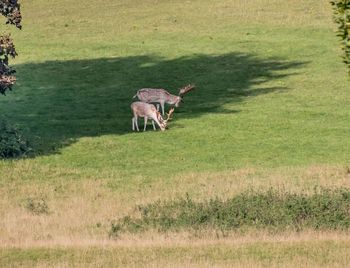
top-left (133, 84), bottom-right (195, 115)
top-left (131, 101), bottom-right (174, 132)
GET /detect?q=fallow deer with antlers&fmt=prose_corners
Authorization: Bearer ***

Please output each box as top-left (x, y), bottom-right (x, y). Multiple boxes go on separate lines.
top-left (133, 84), bottom-right (195, 115)
top-left (131, 101), bottom-right (174, 132)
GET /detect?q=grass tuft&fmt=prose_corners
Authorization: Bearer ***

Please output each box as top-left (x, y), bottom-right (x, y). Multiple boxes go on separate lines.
top-left (23, 197), bottom-right (49, 215)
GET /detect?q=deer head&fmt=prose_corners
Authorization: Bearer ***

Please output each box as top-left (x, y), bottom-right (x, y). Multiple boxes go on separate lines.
top-left (155, 111), bottom-right (166, 131)
top-left (174, 96), bottom-right (182, 107)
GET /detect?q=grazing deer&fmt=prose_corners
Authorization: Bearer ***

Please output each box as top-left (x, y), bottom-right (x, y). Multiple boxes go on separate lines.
top-left (133, 84), bottom-right (195, 115)
top-left (131, 101), bottom-right (174, 132)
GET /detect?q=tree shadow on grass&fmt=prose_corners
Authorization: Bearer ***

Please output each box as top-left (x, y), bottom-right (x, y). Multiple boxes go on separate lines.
top-left (0, 52), bottom-right (305, 156)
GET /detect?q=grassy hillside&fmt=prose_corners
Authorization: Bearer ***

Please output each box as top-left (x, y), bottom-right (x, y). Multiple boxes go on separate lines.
top-left (1, 0), bottom-right (350, 267)
top-left (1, 0), bottom-right (349, 177)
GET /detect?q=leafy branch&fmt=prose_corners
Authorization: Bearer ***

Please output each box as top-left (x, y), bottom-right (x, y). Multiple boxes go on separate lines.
top-left (0, 0), bottom-right (21, 95)
top-left (331, 0), bottom-right (350, 72)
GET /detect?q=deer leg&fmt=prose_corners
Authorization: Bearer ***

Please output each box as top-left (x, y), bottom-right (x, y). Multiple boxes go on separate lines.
top-left (144, 117), bottom-right (148, 132)
top-left (132, 117), bottom-right (135, 131)
top-left (161, 102), bottom-right (165, 116)
top-left (135, 116), bottom-right (139, 131)
top-left (156, 104), bottom-right (160, 111)
top-left (152, 120), bottom-right (156, 130)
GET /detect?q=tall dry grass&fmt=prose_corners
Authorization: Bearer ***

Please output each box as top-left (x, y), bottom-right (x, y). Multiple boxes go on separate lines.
top-left (1, 165), bottom-right (350, 248)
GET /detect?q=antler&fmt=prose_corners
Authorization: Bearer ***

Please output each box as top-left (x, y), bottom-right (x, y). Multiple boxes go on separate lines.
top-left (164, 107), bottom-right (175, 123)
top-left (179, 84), bottom-right (195, 97)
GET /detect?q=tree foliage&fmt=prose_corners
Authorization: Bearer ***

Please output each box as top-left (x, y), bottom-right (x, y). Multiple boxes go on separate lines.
top-left (331, 0), bottom-right (350, 73)
top-left (0, 0), bottom-right (21, 95)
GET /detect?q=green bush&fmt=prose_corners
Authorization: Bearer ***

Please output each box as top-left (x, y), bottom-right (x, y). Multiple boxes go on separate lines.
top-left (0, 120), bottom-right (31, 159)
top-left (110, 189), bottom-right (350, 237)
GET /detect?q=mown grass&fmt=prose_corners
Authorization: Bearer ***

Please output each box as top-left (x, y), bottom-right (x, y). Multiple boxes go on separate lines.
top-left (2, 240), bottom-right (350, 267)
top-left (0, 0), bottom-right (349, 180)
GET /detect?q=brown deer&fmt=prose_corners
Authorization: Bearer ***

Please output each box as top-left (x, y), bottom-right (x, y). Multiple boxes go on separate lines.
top-left (133, 84), bottom-right (195, 115)
top-left (131, 101), bottom-right (174, 132)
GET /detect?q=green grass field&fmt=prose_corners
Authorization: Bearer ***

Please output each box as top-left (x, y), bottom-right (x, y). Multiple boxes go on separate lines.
top-left (1, 0), bottom-right (350, 267)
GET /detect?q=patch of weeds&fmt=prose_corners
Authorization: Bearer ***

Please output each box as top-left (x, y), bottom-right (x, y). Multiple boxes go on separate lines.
top-left (109, 221), bottom-right (122, 238)
top-left (24, 198), bottom-right (49, 215)
top-left (110, 188), bottom-right (350, 236)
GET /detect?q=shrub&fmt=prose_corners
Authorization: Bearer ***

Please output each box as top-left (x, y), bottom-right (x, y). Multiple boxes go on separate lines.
top-left (109, 188), bottom-right (350, 236)
top-left (0, 120), bottom-right (31, 158)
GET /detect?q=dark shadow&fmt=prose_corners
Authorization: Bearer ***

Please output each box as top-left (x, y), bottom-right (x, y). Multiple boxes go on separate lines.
top-left (0, 53), bottom-right (306, 156)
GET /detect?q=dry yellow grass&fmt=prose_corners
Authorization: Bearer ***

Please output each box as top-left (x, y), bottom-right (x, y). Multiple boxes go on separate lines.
top-left (1, 165), bottom-right (350, 248)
